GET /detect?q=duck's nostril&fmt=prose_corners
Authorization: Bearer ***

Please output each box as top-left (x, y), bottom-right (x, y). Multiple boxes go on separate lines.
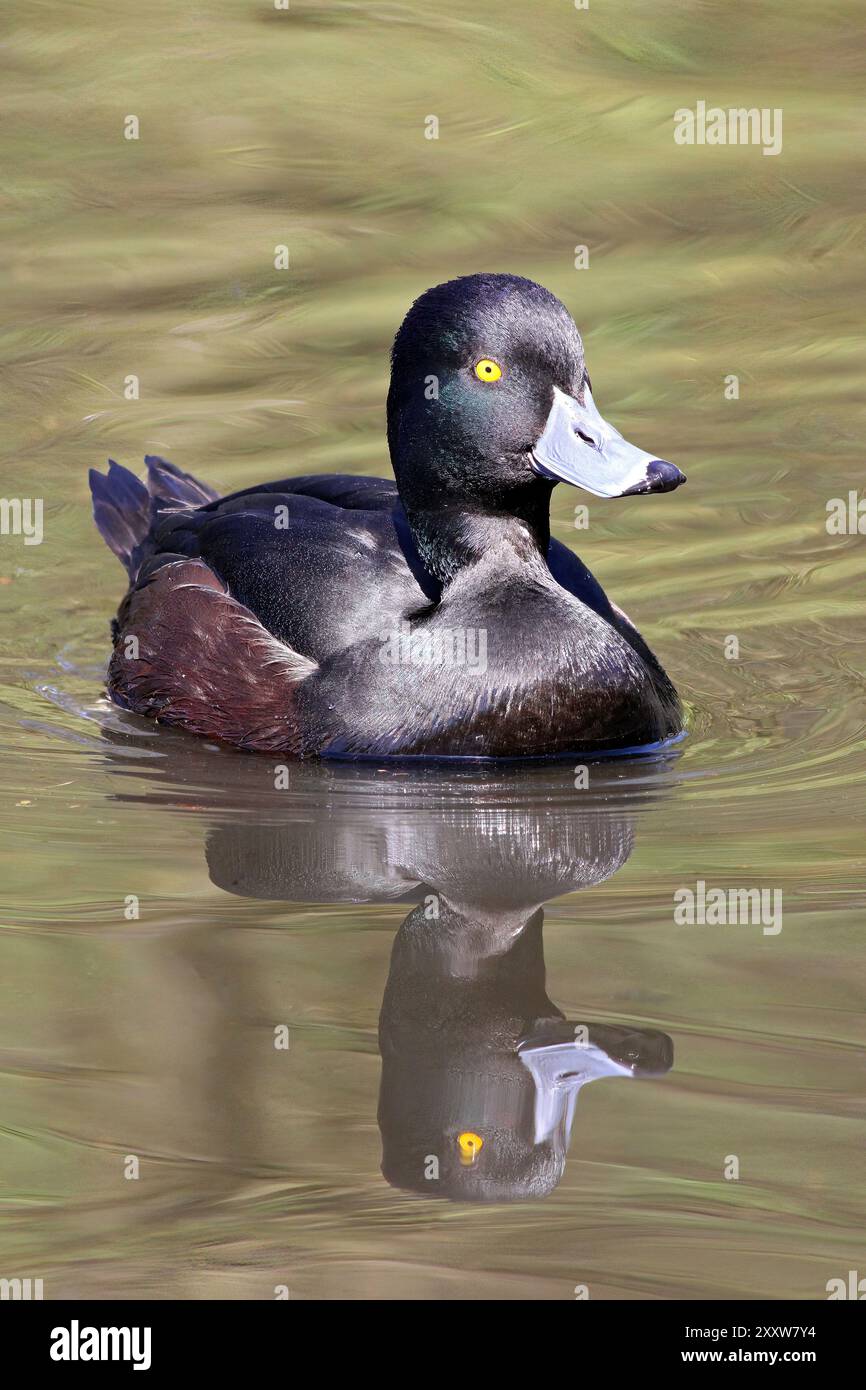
top-left (575, 429), bottom-right (597, 448)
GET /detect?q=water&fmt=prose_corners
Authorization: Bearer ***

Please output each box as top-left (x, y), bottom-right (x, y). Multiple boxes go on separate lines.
top-left (1, 0), bottom-right (863, 1299)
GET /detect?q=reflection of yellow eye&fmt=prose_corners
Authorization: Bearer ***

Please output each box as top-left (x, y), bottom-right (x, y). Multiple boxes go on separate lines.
top-left (458, 1131), bottom-right (484, 1165)
top-left (474, 358), bottom-right (502, 383)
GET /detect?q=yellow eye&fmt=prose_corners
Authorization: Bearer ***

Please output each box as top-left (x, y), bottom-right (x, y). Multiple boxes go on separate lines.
top-left (473, 358), bottom-right (502, 383)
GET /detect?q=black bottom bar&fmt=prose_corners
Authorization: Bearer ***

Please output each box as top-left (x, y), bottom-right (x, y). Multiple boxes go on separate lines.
top-left (2, 1297), bottom-right (860, 1374)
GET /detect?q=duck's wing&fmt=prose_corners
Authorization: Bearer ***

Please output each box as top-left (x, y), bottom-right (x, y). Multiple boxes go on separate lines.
top-left (210, 473), bottom-right (400, 514)
top-left (108, 558), bottom-right (317, 752)
top-left (103, 473), bottom-right (430, 751)
top-left (147, 482), bottom-right (434, 664)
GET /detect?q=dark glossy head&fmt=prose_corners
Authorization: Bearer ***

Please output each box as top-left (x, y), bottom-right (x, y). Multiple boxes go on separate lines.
top-left (387, 273), bottom-right (685, 522)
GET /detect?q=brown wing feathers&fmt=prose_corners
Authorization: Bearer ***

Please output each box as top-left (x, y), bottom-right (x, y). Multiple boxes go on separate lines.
top-left (109, 559), bottom-right (316, 753)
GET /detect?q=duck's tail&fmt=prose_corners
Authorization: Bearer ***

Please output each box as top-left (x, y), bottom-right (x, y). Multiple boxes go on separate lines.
top-left (88, 456), bottom-right (219, 579)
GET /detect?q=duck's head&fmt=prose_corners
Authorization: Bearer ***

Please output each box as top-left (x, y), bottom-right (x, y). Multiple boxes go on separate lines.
top-left (387, 273), bottom-right (684, 576)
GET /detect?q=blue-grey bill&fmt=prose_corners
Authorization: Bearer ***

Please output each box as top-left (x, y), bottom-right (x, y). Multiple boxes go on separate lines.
top-left (531, 385), bottom-right (686, 498)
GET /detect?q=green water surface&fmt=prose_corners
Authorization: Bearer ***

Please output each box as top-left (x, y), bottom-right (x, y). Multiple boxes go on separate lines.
top-left (0, 0), bottom-right (863, 1299)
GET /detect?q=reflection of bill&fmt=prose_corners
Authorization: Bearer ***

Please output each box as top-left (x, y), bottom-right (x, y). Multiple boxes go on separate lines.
top-left (521, 1032), bottom-right (671, 1148)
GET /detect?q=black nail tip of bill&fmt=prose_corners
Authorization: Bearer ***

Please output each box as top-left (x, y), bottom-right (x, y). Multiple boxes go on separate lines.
top-left (623, 460), bottom-right (687, 495)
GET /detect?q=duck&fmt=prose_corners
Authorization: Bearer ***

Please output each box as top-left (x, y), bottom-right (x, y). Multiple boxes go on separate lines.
top-left (90, 273), bottom-right (686, 759)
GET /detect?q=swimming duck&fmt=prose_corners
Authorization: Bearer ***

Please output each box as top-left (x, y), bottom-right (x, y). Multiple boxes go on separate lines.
top-left (90, 273), bottom-right (685, 758)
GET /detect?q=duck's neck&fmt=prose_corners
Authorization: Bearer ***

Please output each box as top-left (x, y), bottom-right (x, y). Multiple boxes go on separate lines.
top-left (403, 487), bottom-right (553, 587)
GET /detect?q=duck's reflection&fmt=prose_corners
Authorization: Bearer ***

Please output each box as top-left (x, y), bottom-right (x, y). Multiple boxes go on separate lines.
top-left (378, 900), bottom-right (671, 1202)
top-left (108, 733), bottom-right (675, 1202)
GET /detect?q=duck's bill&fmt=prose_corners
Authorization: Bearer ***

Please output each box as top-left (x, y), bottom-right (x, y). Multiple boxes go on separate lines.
top-left (518, 1021), bottom-right (673, 1146)
top-left (531, 385), bottom-right (686, 498)
top-left (519, 1039), bottom-right (632, 1147)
